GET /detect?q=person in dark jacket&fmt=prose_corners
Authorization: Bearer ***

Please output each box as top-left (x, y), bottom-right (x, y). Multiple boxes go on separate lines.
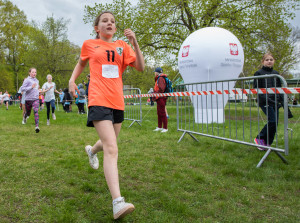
top-left (253, 53), bottom-right (284, 150)
top-left (153, 67), bottom-right (168, 133)
top-left (63, 88), bottom-right (72, 112)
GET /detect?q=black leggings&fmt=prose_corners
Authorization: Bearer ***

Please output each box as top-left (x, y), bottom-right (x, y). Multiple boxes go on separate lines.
top-left (46, 101), bottom-right (55, 119)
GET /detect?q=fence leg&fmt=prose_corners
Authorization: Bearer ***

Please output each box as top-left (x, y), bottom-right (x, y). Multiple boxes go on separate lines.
top-left (178, 131), bottom-right (199, 143)
top-left (256, 149), bottom-right (288, 168)
top-left (256, 149), bottom-right (272, 168)
top-left (57, 99), bottom-right (59, 111)
top-left (128, 120), bottom-right (142, 128)
top-left (274, 151), bottom-right (288, 164)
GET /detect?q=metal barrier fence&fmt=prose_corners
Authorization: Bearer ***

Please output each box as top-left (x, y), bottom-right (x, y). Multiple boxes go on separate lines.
top-left (123, 88), bottom-right (142, 127)
top-left (176, 75), bottom-right (291, 167)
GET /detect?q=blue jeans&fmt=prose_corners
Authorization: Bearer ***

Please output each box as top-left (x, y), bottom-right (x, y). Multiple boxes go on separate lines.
top-left (257, 105), bottom-right (279, 146)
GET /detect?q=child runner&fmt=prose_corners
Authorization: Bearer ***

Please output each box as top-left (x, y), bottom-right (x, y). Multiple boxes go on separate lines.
top-left (69, 11), bottom-right (144, 220)
top-left (42, 74), bottom-right (62, 125)
top-left (2, 90), bottom-right (10, 110)
top-left (21, 68), bottom-right (40, 133)
top-left (253, 53), bottom-right (284, 150)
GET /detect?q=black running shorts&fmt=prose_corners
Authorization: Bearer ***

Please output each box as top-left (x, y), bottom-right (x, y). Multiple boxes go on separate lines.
top-left (87, 106), bottom-right (124, 127)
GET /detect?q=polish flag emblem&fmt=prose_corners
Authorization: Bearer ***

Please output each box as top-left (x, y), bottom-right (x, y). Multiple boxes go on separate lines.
top-left (229, 43), bottom-right (238, 55)
top-left (182, 45), bottom-right (190, 57)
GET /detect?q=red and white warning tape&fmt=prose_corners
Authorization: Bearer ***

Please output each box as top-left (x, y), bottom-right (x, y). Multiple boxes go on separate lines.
top-left (124, 87), bottom-right (300, 98)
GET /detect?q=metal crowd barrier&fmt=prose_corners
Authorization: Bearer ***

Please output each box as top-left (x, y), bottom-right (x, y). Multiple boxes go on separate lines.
top-left (176, 75), bottom-right (291, 168)
top-left (123, 88), bottom-right (142, 127)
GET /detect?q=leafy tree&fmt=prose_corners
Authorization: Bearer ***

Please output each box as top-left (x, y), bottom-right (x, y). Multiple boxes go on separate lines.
top-left (84, 0), bottom-right (299, 79)
top-left (0, 0), bottom-right (29, 93)
top-left (23, 16), bottom-right (82, 89)
top-left (0, 64), bottom-right (14, 93)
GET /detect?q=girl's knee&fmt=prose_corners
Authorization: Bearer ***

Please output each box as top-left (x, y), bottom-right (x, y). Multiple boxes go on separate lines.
top-left (103, 143), bottom-right (118, 157)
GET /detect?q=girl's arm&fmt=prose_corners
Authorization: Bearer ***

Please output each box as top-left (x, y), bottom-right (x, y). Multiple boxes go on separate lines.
top-left (20, 79), bottom-right (33, 92)
top-left (124, 29), bottom-right (145, 72)
top-left (42, 85), bottom-right (52, 93)
top-left (69, 58), bottom-right (88, 97)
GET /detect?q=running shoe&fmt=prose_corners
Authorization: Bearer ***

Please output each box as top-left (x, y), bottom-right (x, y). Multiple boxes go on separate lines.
top-left (52, 113), bottom-right (56, 120)
top-left (35, 126), bottom-right (40, 133)
top-left (47, 119), bottom-right (50, 126)
top-left (254, 138), bottom-right (267, 151)
top-left (161, 129), bottom-right (168, 133)
top-left (113, 197), bottom-right (135, 220)
top-left (85, 145), bottom-right (99, 169)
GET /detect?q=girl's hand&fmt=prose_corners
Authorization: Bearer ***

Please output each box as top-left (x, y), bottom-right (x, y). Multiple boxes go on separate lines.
top-left (124, 29), bottom-right (136, 45)
top-left (69, 81), bottom-right (79, 98)
top-left (32, 83), bottom-right (37, 89)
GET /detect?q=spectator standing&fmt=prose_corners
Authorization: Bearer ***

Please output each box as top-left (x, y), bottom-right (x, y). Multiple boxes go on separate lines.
top-left (153, 67), bottom-right (168, 133)
top-left (77, 83), bottom-right (86, 114)
top-left (253, 53), bottom-right (288, 150)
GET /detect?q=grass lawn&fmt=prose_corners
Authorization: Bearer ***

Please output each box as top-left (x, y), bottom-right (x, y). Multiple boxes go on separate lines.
top-left (0, 103), bottom-right (299, 222)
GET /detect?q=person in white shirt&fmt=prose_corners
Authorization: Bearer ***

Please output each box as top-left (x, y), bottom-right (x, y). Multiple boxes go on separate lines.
top-left (42, 74), bottom-right (62, 125)
top-left (2, 91), bottom-right (10, 110)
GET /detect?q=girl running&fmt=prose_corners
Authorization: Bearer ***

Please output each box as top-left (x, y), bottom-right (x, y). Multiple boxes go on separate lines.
top-left (2, 90), bottom-right (10, 110)
top-left (69, 11), bottom-right (144, 220)
top-left (21, 68), bottom-right (40, 133)
top-left (42, 74), bottom-right (61, 125)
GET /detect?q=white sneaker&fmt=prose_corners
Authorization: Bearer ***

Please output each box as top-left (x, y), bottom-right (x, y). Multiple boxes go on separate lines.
top-left (161, 128), bottom-right (168, 133)
top-left (113, 197), bottom-right (135, 220)
top-left (85, 145), bottom-right (99, 169)
top-left (35, 126), bottom-right (40, 133)
top-left (52, 113), bottom-right (56, 120)
top-left (22, 117), bottom-right (26, 124)
top-left (47, 119), bottom-right (50, 125)
top-left (153, 127), bottom-right (163, 131)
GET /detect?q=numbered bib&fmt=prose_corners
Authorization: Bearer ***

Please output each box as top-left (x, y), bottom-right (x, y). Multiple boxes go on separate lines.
top-left (102, 65), bottom-right (119, 78)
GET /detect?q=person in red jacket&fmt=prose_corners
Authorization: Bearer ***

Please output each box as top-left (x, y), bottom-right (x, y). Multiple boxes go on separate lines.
top-left (153, 67), bottom-right (168, 133)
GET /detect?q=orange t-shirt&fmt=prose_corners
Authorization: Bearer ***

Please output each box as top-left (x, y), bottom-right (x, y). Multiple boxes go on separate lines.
top-left (81, 39), bottom-right (136, 110)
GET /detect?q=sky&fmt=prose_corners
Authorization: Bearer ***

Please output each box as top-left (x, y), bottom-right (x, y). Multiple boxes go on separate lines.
top-left (8, 0), bottom-right (300, 47)
top-left (10, 0), bottom-right (109, 46)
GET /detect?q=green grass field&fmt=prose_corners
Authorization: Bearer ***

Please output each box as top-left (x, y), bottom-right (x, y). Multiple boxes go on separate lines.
top-left (0, 103), bottom-right (299, 222)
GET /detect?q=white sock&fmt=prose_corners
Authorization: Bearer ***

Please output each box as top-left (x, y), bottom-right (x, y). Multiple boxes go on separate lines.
top-left (113, 197), bottom-right (123, 205)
